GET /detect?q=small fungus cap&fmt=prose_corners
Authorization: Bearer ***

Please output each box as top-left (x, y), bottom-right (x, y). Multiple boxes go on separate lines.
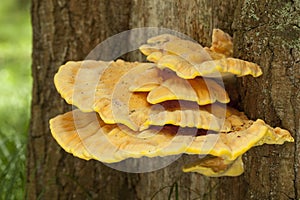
top-left (182, 156), bottom-right (244, 177)
top-left (139, 29), bottom-right (262, 79)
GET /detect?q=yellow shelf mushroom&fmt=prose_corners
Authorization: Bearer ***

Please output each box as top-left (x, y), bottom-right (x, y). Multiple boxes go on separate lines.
top-left (182, 156), bottom-right (244, 177)
top-left (55, 59), bottom-right (236, 132)
top-left (50, 28), bottom-right (293, 177)
top-left (140, 29), bottom-right (262, 79)
top-left (50, 109), bottom-right (293, 176)
top-left (130, 67), bottom-right (230, 105)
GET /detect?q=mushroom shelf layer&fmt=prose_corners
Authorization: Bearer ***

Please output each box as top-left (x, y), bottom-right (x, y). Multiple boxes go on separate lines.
top-left (50, 109), bottom-right (293, 164)
top-left (139, 30), bottom-right (262, 79)
top-left (130, 67), bottom-right (230, 105)
top-left (55, 59), bottom-right (238, 131)
top-left (182, 156), bottom-right (244, 177)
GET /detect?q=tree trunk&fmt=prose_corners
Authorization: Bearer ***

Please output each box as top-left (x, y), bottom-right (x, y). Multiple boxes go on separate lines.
top-left (27, 0), bottom-right (299, 199)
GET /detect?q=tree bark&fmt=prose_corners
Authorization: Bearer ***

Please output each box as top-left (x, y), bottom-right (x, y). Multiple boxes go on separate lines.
top-left (27, 0), bottom-right (299, 199)
top-left (233, 1), bottom-right (300, 199)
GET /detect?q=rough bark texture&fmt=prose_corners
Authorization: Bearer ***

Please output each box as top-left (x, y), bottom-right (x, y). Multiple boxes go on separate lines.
top-left (27, 0), bottom-right (299, 199)
top-left (233, 1), bottom-right (300, 199)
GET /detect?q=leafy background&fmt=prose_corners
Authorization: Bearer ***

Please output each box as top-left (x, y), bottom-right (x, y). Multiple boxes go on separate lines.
top-left (0, 0), bottom-right (31, 199)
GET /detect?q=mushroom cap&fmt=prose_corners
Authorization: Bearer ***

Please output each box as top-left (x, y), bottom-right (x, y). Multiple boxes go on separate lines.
top-left (182, 156), bottom-right (244, 177)
top-left (148, 77), bottom-right (229, 105)
top-left (157, 56), bottom-right (262, 79)
top-left (208, 28), bottom-right (233, 58)
top-left (139, 34), bottom-right (212, 68)
top-left (140, 29), bottom-right (233, 60)
top-left (96, 89), bottom-right (235, 132)
top-left (139, 30), bottom-right (262, 79)
top-left (54, 59), bottom-right (237, 131)
top-left (130, 67), bottom-right (230, 105)
top-left (49, 109), bottom-right (293, 164)
top-left (50, 109), bottom-right (196, 162)
top-left (54, 60), bottom-right (109, 112)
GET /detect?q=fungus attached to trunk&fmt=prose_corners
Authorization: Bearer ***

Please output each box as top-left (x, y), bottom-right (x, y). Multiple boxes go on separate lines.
top-left (140, 29), bottom-right (262, 79)
top-left (50, 109), bottom-right (293, 164)
top-left (130, 67), bottom-right (230, 105)
top-left (50, 29), bottom-right (294, 177)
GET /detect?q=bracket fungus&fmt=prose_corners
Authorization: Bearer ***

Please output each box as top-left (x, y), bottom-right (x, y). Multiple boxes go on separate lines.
top-left (130, 67), bottom-right (230, 105)
top-left (139, 29), bottom-right (262, 79)
top-left (50, 29), bottom-right (293, 177)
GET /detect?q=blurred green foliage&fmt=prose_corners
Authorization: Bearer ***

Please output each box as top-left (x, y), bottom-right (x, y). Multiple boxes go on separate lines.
top-left (0, 0), bottom-right (31, 199)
